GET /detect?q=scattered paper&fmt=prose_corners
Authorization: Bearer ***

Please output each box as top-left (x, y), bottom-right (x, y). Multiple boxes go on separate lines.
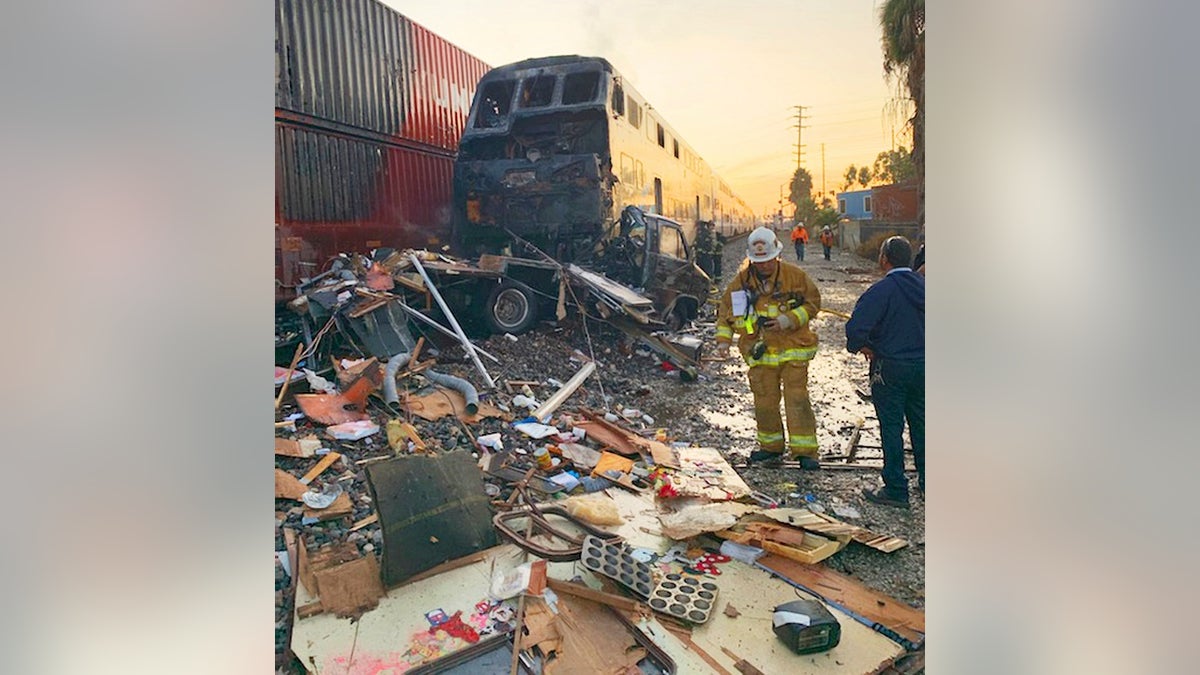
top-left (513, 422), bottom-right (559, 439)
top-left (327, 420), bottom-right (380, 440)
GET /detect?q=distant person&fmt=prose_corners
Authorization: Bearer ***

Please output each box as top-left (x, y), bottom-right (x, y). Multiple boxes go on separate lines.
top-left (819, 226), bottom-right (834, 260)
top-left (845, 236), bottom-right (925, 508)
top-left (912, 234), bottom-right (925, 277)
top-left (714, 227), bottom-right (823, 469)
top-left (694, 220), bottom-right (722, 283)
top-left (790, 223), bottom-right (809, 261)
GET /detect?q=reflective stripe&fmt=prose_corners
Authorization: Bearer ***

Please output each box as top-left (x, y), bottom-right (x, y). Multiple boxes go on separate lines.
top-left (716, 325), bottom-right (733, 339)
top-left (743, 315), bottom-right (757, 334)
top-left (788, 435), bottom-right (818, 448)
top-left (791, 306), bottom-right (809, 326)
top-left (756, 431), bottom-right (784, 443)
top-left (745, 346), bottom-right (817, 367)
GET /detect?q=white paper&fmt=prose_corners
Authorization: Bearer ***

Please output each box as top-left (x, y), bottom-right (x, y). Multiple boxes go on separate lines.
top-left (731, 290), bottom-right (748, 317)
top-left (773, 610), bottom-right (812, 628)
top-left (513, 422), bottom-right (559, 439)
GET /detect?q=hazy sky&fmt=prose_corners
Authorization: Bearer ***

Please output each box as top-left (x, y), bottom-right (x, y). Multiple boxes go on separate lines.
top-left (384, 0), bottom-right (911, 218)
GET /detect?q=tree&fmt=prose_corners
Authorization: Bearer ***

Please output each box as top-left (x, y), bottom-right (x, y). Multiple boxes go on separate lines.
top-left (789, 167), bottom-right (814, 208)
top-left (880, 0), bottom-right (925, 225)
top-left (842, 165), bottom-right (858, 192)
top-left (857, 166), bottom-right (873, 188)
top-left (872, 146), bottom-right (917, 184)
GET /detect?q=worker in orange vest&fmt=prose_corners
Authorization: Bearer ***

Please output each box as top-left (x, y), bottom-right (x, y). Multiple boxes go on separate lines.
top-left (819, 226), bottom-right (834, 260)
top-left (790, 223), bottom-right (809, 261)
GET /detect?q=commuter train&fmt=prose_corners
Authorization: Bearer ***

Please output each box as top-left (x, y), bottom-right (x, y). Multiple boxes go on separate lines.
top-left (453, 55), bottom-right (756, 259)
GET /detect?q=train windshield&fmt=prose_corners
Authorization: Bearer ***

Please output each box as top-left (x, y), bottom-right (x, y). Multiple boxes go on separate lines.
top-left (474, 79), bottom-right (516, 129)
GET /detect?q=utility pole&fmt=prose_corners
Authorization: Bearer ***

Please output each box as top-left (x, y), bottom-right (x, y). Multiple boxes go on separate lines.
top-left (821, 143), bottom-right (826, 199)
top-left (792, 105), bottom-right (809, 171)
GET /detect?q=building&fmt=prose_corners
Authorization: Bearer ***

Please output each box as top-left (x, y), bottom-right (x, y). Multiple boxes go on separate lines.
top-left (836, 188), bottom-right (874, 221)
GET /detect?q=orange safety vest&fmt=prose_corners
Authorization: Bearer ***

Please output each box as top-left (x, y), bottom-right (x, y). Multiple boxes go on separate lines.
top-left (791, 227), bottom-right (808, 243)
top-left (820, 231), bottom-right (833, 246)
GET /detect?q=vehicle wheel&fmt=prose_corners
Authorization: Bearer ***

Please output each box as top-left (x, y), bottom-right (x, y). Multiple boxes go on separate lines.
top-left (485, 280), bottom-right (539, 335)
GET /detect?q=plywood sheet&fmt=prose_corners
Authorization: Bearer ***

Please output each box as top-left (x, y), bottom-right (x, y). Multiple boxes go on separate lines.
top-left (757, 554), bottom-right (925, 644)
top-left (761, 508), bottom-right (909, 553)
top-left (275, 469), bottom-right (308, 501)
top-left (303, 492), bottom-right (353, 521)
top-left (544, 593), bottom-right (647, 675)
top-left (402, 387), bottom-right (509, 423)
top-left (314, 555), bottom-right (385, 618)
top-left (672, 447), bottom-right (753, 501)
top-left (688, 560), bottom-right (905, 674)
top-left (575, 421), bottom-right (640, 456)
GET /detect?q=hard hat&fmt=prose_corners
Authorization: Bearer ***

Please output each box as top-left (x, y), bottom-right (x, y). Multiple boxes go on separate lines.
top-left (746, 227), bottom-right (784, 262)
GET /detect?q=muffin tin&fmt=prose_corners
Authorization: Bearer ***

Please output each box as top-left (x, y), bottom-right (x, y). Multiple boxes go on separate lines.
top-left (647, 573), bottom-right (720, 624)
top-left (579, 535), bottom-right (655, 599)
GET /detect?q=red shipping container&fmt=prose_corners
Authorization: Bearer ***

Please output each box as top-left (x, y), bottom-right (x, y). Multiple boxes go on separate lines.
top-left (275, 0), bottom-right (489, 153)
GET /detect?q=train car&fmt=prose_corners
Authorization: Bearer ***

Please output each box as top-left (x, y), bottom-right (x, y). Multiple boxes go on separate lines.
top-left (453, 55), bottom-right (755, 259)
top-left (274, 0), bottom-right (490, 300)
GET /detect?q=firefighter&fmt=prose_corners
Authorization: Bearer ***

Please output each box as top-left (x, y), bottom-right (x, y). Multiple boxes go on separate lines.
top-left (819, 226), bottom-right (834, 260)
top-left (694, 220), bottom-right (722, 282)
top-left (714, 227), bottom-right (823, 468)
top-left (790, 223), bottom-right (809, 261)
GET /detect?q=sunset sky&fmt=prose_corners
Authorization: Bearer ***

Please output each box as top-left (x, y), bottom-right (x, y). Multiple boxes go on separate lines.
top-left (385, 0), bottom-right (912, 219)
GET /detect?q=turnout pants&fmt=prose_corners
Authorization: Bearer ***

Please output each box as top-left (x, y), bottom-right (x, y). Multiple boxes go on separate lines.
top-left (747, 361), bottom-right (819, 458)
top-left (870, 358), bottom-right (926, 497)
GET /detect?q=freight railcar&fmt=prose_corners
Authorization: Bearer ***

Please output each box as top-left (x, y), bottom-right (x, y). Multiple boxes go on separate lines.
top-left (274, 0), bottom-right (490, 300)
top-left (453, 55), bottom-right (756, 260)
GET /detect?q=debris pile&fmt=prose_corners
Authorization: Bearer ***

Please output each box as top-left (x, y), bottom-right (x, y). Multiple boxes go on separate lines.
top-left (273, 246), bottom-right (924, 674)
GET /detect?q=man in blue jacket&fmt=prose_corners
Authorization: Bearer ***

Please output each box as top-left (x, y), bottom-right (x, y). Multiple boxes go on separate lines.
top-left (845, 236), bottom-right (925, 508)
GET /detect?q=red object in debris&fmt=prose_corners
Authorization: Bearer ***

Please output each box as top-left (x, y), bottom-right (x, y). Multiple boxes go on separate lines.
top-left (660, 361), bottom-right (676, 372)
top-left (366, 262), bottom-right (395, 291)
top-left (433, 611), bottom-right (480, 644)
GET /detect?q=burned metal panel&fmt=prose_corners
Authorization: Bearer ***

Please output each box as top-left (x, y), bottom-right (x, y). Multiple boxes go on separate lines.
top-left (342, 301), bottom-right (417, 359)
top-left (275, 0), bottom-right (489, 152)
top-left (364, 452), bottom-right (499, 587)
top-left (275, 120), bottom-right (456, 294)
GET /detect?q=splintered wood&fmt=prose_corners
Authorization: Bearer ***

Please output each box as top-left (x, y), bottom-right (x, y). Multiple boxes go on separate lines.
top-left (312, 555), bottom-right (385, 619)
top-left (761, 507), bottom-right (909, 553)
top-left (757, 553), bottom-right (925, 644)
top-left (401, 388), bottom-right (509, 423)
top-left (302, 492), bottom-right (353, 521)
top-left (670, 447), bottom-right (752, 500)
top-left (275, 469), bottom-right (309, 501)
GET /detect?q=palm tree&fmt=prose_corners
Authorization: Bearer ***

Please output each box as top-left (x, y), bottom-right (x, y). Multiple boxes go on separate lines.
top-left (880, 0), bottom-right (925, 226)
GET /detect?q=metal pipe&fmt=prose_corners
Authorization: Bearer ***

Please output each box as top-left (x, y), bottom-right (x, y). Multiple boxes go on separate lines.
top-left (408, 254), bottom-right (497, 387)
top-left (424, 369), bottom-right (480, 416)
top-left (393, 300), bottom-right (500, 364)
top-left (382, 352), bottom-right (412, 406)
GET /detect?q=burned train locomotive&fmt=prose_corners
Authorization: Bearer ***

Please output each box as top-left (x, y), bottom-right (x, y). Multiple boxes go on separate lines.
top-left (452, 55), bottom-right (755, 261)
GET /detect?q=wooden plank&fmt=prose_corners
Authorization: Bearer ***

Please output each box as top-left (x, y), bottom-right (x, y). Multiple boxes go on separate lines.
top-left (299, 452), bottom-right (341, 485)
top-left (531, 361), bottom-right (595, 422)
top-left (545, 593), bottom-right (648, 675)
top-left (349, 513), bottom-right (378, 532)
top-left (757, 554), bottom-right (925, 643)
top-left (574, 421), bottom-right (639, 457)
top-left (844, 418), bottom-right (865, 463)
top-left (545, 578), bottom-right (642, 614)
top-left (275, 469), bottom-right (309, 501)
top-left (313, 555), bottom-right (385, 619)
top-left (302, 492), bottom-right (353, 521)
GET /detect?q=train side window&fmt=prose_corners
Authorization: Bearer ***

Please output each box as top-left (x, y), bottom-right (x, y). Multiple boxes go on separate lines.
top-left (657, 123), bottom-right (665, 148)
top-left (635, 161), bottom-right (644, 189)
top-left (611, 81), bottom-right (625, 116)
top-left (519, 74), bottom-right (555, 108)
top-left (627, 96), bottom-right (641, 128)
top-left (620, 153), bottom-right (635, 185)
top-left (563, 71), bottom-right (600, 104)
top-left (673, 138), bottom-right (680, 159)
top-left (474, 79), bottom-right (515, 128)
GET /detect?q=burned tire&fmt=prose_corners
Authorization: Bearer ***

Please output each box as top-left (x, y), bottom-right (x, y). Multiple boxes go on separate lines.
top-left (485, 280), bottom-right (539, 335)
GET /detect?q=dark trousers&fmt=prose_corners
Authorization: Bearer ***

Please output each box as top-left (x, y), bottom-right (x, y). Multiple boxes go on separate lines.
top-left (870, 358), bottom-right (925, 497)
top-left (822, 244), bottom-right (831, 260)
top-left (794, 242), bottom-right (805, 261)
